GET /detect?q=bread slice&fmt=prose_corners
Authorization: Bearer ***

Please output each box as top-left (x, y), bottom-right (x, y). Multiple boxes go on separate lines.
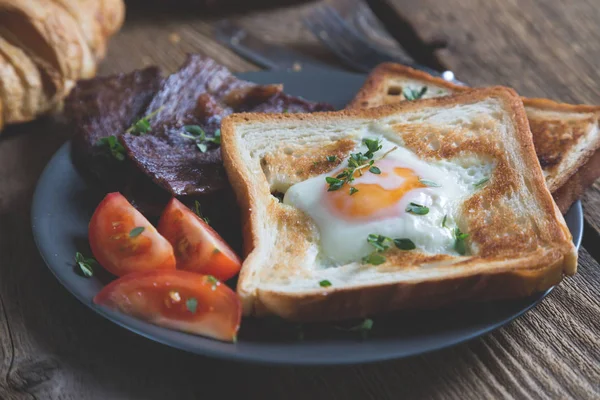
top-left (221, 87), bottom-right (577, 322)
top-left (348, 63), bottom-right (600, 214)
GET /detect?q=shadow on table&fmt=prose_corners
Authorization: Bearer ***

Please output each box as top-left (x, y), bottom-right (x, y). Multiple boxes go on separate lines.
top-left (124, 0), bottom-right (313, 21)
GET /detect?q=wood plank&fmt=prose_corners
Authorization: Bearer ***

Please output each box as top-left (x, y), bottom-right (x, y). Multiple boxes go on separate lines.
top-left (99, 2), bottom-right (338, 77)
top-left (387, 0), bottom-right (600, 102)
top-left (386, 0), bottom-right (600, 235)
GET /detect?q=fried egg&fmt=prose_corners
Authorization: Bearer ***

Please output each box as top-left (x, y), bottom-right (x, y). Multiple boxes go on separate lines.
top-left (283, 131), bottom-right (492, 266)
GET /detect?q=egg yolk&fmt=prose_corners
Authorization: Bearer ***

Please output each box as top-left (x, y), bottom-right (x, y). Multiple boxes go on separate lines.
top-left (326, 167), bottom-right (425, 219)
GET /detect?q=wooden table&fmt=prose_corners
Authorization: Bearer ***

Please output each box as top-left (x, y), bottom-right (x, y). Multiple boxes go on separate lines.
top-left (1, 1), bottom-right (599, 398)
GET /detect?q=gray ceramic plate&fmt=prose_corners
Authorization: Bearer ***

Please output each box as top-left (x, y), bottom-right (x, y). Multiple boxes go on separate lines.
top-left (31, 68), bottom-right (583, 365)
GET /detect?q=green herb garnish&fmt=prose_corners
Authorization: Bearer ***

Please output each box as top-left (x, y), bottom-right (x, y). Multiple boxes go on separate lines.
top-left (474, 177), bottom-right (489, 188)
top-left (367, 234), bottom-right (392, 252)
top-left (364, 236), bottom-right (389, 265)
top-left (349, 187), bottom-right (359, 195)
top-left (442, 214), bottom-right (448, 228)
top-left (183, 125), bottom-right (204, 136)
top-left (419, 178), bottom-right (440, 187)
top-left (193, 200), bottom-right (210, 224)
top-left (206, 275), bottom-right (219, 290)
top-left (394, 238), bottom-right (416, 250)
top-left (326, 155), bottom-right (337, 162)
top-left (212, 129), bottom-right (222, 145)
top-left (129, 226), bottom-right (144, 238)
top-left (180, 125), bottom-right (221, 153)
top-left (454, 227), bottom-right (469, 255)
top-left (319, 280), bottom-right (332, 288)
top-left (97, 135), bottom-right (126, 161)
top-left (126, 107), bottom-right (163, 135)
top-left (364, 233), bottom-right (416, 264)
top-left (406, 202), bottom-right (429, 215)
top-left (326, 176), bottom-right (344, 191)
top-left (325, 138), bottom-right (396, 193)
top-left (403, 86), bottom-right (427, 101)
top-left (363, 138), bottom-right (382, 157)
top-left (74, 252), bottom-right (97, 278)
top-left (336, 318), bottom-right (374, 339)
top-left (186, 298), bottom-right (198, 313)
top-left (363, 253), bottom-right (386, 265)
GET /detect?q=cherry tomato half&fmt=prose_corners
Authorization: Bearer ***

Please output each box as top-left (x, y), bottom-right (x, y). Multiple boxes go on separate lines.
top-left (93, 270), bottom-right (241, 342)
top-left (89, 192), bottom-right (176, 276)
top-left (157, 198), bottom-right (242, 281)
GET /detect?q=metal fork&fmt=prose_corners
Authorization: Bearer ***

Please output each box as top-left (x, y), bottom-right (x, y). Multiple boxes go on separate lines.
top-left (303, 0), bottom-right (458, 82)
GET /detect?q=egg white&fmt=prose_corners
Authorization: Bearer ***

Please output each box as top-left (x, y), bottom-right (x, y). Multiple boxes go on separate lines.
top-left (283, 130), bottom-right (492, 266)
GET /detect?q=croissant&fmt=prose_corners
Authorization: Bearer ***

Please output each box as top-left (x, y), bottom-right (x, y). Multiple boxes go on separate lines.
top-left (0, 0), bottom-right (124, 129)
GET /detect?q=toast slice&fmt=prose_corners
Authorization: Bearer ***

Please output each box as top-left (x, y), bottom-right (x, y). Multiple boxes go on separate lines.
top-left (222, 87), bottom-right (577, 322)
top-left (348, 63), bottom-right (600, 213)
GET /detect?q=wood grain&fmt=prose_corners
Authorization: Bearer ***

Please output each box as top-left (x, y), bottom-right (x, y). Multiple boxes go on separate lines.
top-left (387, 0), bottom-right (600, 245)
top-left (0, 1), bottom-right (599, 399)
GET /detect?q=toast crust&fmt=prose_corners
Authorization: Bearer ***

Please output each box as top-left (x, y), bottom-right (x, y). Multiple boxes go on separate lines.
top-left (554, 148), bottom-right (600, 213)
top-left (222, 87), bottom-right (577, 321)
top-left (348, 63), bottom-right (600, 207)
top-left (256, 252), bottom-right (566, 321)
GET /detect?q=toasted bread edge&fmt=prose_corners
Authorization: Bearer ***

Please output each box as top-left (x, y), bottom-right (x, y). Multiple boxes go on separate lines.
top-left (349, 63), bottom-right (600, 212)
top-left (221, 88), bottom-right (577, 321)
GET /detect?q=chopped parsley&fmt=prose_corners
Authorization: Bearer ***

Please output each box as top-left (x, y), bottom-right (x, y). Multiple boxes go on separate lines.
top-left (319, 279), bottom-right (332, 287)
top-left (349, 187), bottom-right (359, 195)
top-left (180, 126), bottom-right (221, 153)
top-left (403, 86), bottom-right (427, 101)
top-left (186, 297), bottom-right (198, 313)
top-left (126, 107), bottom-right (162, 135)
top-left (454, 227), bottom-right (469, 255)
top-left (442, 214), bottom-right (448, 228)
top-left (97, 135), bottom-right (126, 161)
top-left (474, 177), bottom-right (489, 188)
top-left (129, 226), bottom-right (144, 238)
top-left (336, 318), bottom-right (374, 339)
top-left (406, 202), bottom-right (429, 215)
top-left (419, 178), bottom-right (441, 187)
top-left (325, 138), bottom-right (396, 193)
top-left (74, 252), bottom-right (97, 278)
top-left (326, 155), bottom-right (337, 162)
top-left (193, 200), bottom-right (210, 224)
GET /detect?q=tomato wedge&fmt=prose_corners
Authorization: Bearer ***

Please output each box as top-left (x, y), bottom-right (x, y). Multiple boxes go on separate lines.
top-left (89, 192), bottom-right (176, 276)
top-left (157, 198), bottom-right (242, 281)
top-left (93, 270), bottom-right (241, 342)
